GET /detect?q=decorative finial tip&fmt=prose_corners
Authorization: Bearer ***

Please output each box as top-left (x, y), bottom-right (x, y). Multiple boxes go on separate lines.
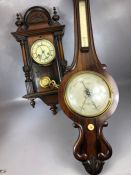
top-left (52, 7), bottom-right (60, 23)
top-left (15, 13), bottom-right (23, 27)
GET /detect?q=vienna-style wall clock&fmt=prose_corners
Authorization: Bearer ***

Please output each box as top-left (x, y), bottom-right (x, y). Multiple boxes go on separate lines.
top-left (12, 6), bottom-right (67, 114)
top-left (59, 0), bottom-right (119, 174)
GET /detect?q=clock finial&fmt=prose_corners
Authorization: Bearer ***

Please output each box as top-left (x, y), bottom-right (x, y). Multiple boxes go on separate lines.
top-left (15, 13), bottom-right (23, 27)
top-left (52, 7), bottom-right (60, 23)
top-left (30, 99), bottom-right (36, 108)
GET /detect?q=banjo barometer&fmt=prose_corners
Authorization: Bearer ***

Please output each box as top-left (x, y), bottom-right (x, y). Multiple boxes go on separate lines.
top-left (59, 0), bottom-right (119, 174)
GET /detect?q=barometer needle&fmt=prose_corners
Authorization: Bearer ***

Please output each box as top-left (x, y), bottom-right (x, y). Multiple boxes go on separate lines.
top-left (90, 99), bottom-right (98, 109)
top-left (81, 81), bottom-right (91, 96)
top-left (81, 81), bottom-right (98, 109)
top-left (80, 96), bottom-right (87, 112)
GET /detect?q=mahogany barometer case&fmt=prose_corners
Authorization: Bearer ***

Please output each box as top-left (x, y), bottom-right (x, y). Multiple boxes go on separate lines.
top-left (58, 0), bottom-right (119, 174)
top-left (12, 6), bottom-right (67, 114)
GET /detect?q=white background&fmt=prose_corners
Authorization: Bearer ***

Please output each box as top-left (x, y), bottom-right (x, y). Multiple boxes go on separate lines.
top-left (0, 0), bottom-right (131, 175)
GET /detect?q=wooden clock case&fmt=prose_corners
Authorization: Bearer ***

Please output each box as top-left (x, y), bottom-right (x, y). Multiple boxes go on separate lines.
top-left (58, 0), bottom-right (119, 174)
top-left (12, 6), bottom-right (67, 114)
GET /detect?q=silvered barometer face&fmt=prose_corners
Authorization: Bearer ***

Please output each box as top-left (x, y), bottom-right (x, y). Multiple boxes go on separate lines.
top-left (31, 39), bottom-right (56, 65)
top-left (64, 71), bottom-right (112, 117)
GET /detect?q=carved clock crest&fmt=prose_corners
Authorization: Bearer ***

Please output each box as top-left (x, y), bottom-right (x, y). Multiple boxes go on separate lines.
top-left (58, 0), bottom-right (119, 174)
top-left (12, 6), bottom-right (67, 114)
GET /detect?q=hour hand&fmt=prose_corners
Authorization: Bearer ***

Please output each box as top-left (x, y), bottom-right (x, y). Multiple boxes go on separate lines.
top-left (37, 54), bottom-right (42, 60)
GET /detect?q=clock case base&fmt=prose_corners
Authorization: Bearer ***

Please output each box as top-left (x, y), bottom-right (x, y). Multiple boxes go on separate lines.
top-left (12, 6), bottom-right (67, 114)
top-left (23, 90), bottom-right (58, 115)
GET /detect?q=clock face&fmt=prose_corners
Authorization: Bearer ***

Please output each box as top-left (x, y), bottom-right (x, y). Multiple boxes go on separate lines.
top-left (31, 39), bottom-right (56, 65)
top-left (64, 71), bottom-right (112, 117)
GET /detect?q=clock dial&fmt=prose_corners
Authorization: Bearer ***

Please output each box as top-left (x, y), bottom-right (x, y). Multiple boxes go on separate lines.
top-left (64, 71), bottom-right (112, 117)
top-left (31, 39), bottom-right (56, 65)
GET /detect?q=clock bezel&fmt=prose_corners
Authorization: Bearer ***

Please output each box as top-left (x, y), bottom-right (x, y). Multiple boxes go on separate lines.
top-left (64, 71), bottom-right (113, 118)
top-left (31, 39), bottom-right (56, 65)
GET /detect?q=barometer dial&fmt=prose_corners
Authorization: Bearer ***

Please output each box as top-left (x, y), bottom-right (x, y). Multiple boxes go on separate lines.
top-left (64, 71), bottom-right (112, 117)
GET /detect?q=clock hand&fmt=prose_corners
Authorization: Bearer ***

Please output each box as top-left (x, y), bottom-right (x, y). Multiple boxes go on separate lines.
top-left (81, 81), bottom-right (91, 94)
top-left (82, 84), bottom-right (98, 110)
top-left (39, 46), bottom-right (47, 58)
top-left (89, 98), bottom-right (98, 109)
top-left (81, 81), bottom-right (98, 110)
top-left (85, 92), bottom-right (98, 109)
top-left (81, 81), bottom-right (91, 97)
top-left (81, 81), bottom-right (87, 90)
top-left (37, 54), bottom-right (42, 60)
top-left (80, 96), bottom-right (87, 112)
top-left (42, 51), bottom-right (47, 60)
